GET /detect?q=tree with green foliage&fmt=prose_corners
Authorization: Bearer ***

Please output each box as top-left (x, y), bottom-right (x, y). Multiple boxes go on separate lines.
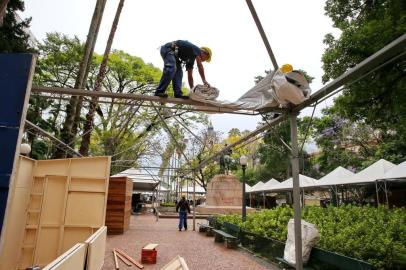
top-left (322, 0), bottom-right (406, 163)
top-left (0, 0), bottom-right (34, 52)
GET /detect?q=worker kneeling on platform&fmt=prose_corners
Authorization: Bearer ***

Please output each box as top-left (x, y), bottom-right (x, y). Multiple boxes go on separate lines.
top-left (155, 40), bottom-right (212, 99)
top-left (176, 196), bottom-right (191, 231)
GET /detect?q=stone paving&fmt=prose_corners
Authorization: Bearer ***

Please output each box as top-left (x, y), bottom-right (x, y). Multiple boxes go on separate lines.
top-left (102, 214), bottom-right (278, 270)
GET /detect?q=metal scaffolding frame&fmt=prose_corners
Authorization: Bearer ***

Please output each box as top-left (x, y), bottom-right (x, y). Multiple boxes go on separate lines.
top-left (23, 0), bottom-right (406, 267)
top-left (24, 120), bottom-right (82, 157)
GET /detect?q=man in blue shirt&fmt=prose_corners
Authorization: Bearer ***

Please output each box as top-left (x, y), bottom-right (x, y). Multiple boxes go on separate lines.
top-left (154, 40), bottom-right (212, 99)
top-left (176, 196), bottom-right (191, 231)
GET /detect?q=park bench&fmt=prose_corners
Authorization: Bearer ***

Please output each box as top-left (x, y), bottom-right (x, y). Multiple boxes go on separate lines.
top-left (211, 222), bottom-right (240, 249)
top-left (276, 247), bottom-right (374, 270)
top-left (223, 222), bottom-right (241, 238)
top-left (198, 223), bottom-right (214, 236)
top-left (212, 229), bottom-right (239, 248)
top-left (198, 217), bottom-right (216, 236)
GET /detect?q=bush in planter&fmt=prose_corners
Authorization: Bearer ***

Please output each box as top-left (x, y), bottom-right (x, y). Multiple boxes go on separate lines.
top-left (160, 202), bottom-right (176, 207)
top-left (220, 205), bottom-right (406, 269)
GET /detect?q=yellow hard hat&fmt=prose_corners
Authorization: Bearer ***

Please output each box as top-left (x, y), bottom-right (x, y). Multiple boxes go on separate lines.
top-left (200, 47), bottom-right (212, 63)
top-left (281, 64), bottom-right (293, 73)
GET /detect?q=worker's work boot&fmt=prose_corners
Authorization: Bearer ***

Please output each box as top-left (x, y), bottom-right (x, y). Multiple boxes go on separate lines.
top-left (155, 92), bottom-right (168, 98)
top-left (175, 95), bottom-right (189, 99)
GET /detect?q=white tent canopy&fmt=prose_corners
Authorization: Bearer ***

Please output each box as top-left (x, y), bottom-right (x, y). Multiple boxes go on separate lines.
top-left (180, 185), bottom-right (206, 194)
top-left (112, 168), bottom-right (160, 192)
top-left (339, 159), bottom-right (395, 185)
top-left (312, 166), bottom-right (355, 187)
top-left (268, 174), bottom-right (318, 192)
top-left (249, 181), bottom-right (265, 193)
top-left (379, 160), bottom-right (406, 180)
top-left (262, 178), bottom-right (281, 192)
top-left (158, 185), bottom-right (169, 193)
top-left (245, 184), bottom-right (252, 193)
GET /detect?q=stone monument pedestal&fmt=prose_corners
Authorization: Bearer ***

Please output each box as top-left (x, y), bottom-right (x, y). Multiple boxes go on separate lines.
top-left (196, 174), bottom-right (255, 215)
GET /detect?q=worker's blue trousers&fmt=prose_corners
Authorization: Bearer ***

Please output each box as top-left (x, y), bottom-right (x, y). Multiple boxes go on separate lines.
top-left (155, 44), bottom-right (183, 97)
top-left (178, 210), bottom-right (188, 230)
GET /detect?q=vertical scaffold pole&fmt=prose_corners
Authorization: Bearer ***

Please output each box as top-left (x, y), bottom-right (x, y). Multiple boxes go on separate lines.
top-left (245, 0), bottom-right (278, 70)
top-left (290, 113), bottom-right (303, 270)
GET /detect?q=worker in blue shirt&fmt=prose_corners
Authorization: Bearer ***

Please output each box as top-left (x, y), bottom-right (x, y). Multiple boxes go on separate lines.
top-left (154, 40), bottom-right (212, 99)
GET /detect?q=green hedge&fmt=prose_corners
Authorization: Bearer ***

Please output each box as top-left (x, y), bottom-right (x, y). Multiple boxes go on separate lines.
top-left (217, 205), bottom-right (406, 269)
top-left (160, 202), bottom-right (176, 207)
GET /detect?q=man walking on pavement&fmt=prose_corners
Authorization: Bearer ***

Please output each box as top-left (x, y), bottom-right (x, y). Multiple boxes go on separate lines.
top-left (155, 40), bottom-right (212, 99)
top-left (176, 196), bottom-right (191, 231)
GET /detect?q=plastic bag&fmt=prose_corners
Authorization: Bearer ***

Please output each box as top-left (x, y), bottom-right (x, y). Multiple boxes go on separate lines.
top-left (271, 70), bottom-right (311, 106)
top-left (283, 219), bottom-right (320, 265)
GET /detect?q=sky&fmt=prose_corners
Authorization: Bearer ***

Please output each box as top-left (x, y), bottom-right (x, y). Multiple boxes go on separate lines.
top-left (21, 0), bottom-right (340, 137)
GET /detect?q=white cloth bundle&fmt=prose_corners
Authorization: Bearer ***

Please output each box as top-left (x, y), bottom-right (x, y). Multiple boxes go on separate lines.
top-left (190, 84), bottom-right (219, 101)
top-left (283, 219), bottom-right (320, 265)
top-left (188, 69), bottom-right (311, 111)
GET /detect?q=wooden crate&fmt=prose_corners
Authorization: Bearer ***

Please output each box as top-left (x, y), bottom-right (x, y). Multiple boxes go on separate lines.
top-left (106, 177), bottom-right (133, 234)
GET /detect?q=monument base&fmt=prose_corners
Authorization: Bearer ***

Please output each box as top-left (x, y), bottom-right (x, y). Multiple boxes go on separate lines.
top-left (195, 205), bottom-right (256, 215)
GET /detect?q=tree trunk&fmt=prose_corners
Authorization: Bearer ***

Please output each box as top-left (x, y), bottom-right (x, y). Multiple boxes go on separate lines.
top-left (0, 0), bottom-right (8, 26)
top-left (79, 0), bottom-right (125, 156)
top-left (54, 0), bottom-right (107, 158)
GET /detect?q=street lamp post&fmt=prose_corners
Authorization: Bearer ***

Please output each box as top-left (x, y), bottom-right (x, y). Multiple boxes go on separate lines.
top-left (240, 155), bottom-right (248, 221)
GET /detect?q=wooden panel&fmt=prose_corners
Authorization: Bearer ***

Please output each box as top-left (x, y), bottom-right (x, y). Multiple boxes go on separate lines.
top-left (161, 255), bottom-right (190, 270)
top-left (34, 159), bottom-right (70, 177)
top-left (70, 157), bottom-right (110, 178)
top-left (11, 156), bottom-right (110, 270)
top-left (144, 243), bottom-right (158, 250)
top-left (65, 192), bottom-right (105, 226)
top-left (62, 227), bottom-right (93, 253)
top-left (34, 227), bottom-right (61, 266)
top-left (27, 211), bottom-right (40, 225)
top-left (0, 157), bottom-right (35, 270)
top-left (126, 179), bottom-right (133, 196)
top-left (70, 177), bottom-right (106, 192)
top-left (28, 195), bottom-right (42, 211)
top-left (41, 176), bottom-right (68, 225)
top-left (32, 177), bottom-right (45, 194)
top-left (85, 226), bottom-right (107, 270)
top-left (18, 247), bottom-right (35, 270)
top-left (43, 243), bottom-right (86, 270)
top-left (15, 156), bottom-right (36, 188)
top-left (22, 229), bottom-right (37, 246)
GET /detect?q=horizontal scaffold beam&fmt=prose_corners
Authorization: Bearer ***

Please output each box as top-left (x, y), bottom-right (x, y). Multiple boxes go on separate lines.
top-left (196, 33), bottom-right (406, 170)
top-left (31, 86), bottom-right (261, 115)
top-left (25, 120), bottom-right (82, 157)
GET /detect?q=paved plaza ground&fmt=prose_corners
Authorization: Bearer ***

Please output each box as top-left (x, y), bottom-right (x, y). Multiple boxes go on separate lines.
top-left (103, 214), bottom-right (278, 270)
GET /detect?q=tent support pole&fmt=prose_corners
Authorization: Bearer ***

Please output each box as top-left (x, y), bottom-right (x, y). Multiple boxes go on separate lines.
top-left (193, 177), bottom-right (196, 231)
top-left (290, 113), bottom-right (303, 270)
top-left (375, 181), bottom-right (380, 206)
top-left (384, 180), bottom-right (389, 206)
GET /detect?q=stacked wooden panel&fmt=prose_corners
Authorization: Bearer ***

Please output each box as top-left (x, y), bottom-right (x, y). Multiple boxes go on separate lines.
top-left (105, 177), bottom-right (133, 234)
top-left (12, 156), bottom-right (111, 270)
top-left (0, 156), bottom-right (36, 270)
